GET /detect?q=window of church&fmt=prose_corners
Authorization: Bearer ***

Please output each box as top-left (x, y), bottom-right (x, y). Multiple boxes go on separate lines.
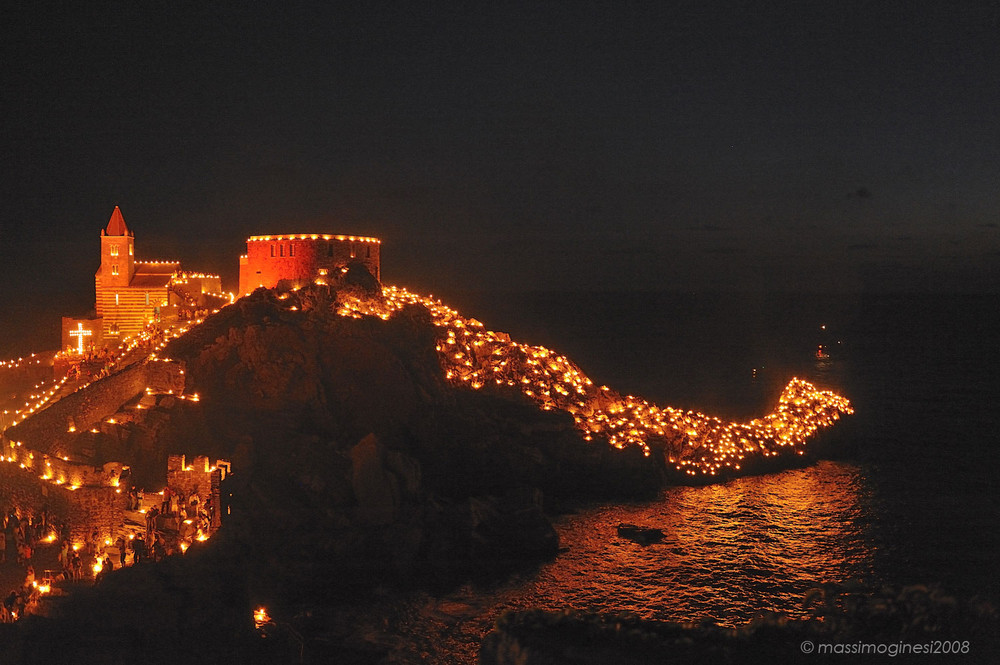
top-left (112, 264), bottom-right (119, 276)
top-left (350, 244), bottom-right (356, 259)
top-left (280, 244), bottom-right (285, 257)
top-left (328, 244), bottom-right (334, 257)
top-left (129, 245), bottom-right (133, 256)
top-left (115, 293), bottom-right (120, 306)
top-left (289, 244), bottom-right (295, 257)
top-left (110, 244), bottom-right (119, 257)
top-left (270, 244), bottom-right (275, 257)
top-left (366, 246), bottom-right (371, 259)
top-left (145, 292), bottom-right (150, 306)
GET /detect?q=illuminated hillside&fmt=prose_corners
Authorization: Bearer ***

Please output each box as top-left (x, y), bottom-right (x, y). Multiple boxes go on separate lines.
top-left (334, 285), bottom-right (854, 479)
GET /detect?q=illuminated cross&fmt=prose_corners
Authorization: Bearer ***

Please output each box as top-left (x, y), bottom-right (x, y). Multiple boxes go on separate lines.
top-left (69, 323), bottom-right (92, 355)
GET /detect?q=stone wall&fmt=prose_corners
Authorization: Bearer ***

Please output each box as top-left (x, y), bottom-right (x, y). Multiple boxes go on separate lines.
top-left (62, 485), bottom-right (128, 544)
top-left (166, 455), bottom-right (227, 532)
top-left (146, 358), bottom-right (187, 394)
top-left (3, 359), bottom-right (185, 456)
top-left (0, 460), bottom-right (72, 525)
top-left (0, 460), bottom-right (126, 544)
top-left (2, 445), bottom-right (121, 488)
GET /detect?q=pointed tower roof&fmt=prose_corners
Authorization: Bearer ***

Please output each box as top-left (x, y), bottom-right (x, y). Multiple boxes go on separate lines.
top-left (105, 206), bottom-right (129, 236)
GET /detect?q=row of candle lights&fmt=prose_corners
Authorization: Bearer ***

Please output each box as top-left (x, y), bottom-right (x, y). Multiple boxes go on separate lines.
top-left (323, 284), bottom-right (855, 476)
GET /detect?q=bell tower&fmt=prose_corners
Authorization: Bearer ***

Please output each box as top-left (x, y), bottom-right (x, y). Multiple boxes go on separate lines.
top-left (97, 206), bottom-right (135, 288)
top-left (95, 206), bottom-right (135, 322)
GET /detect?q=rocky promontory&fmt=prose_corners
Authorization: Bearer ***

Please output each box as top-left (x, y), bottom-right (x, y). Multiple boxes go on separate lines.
top-left (155, 283), bottom-right (663, 587)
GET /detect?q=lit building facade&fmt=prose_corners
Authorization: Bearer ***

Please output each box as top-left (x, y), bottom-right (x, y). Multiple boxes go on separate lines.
top-left (94, 207), bottom-right (221, 340)
top-left (238, 234), bottom-right (381, 296)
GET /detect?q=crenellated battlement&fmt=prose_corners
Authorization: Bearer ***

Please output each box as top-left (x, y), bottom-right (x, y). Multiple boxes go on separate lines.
top-left (238, 233), bottom-right (381, 296)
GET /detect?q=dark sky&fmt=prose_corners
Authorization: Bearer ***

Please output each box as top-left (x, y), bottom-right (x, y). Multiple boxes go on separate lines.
top-left (1, 1), bottom-right (998, 318)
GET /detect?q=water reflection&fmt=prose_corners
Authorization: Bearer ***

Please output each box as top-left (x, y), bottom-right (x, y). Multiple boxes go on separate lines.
top-left (387, 461), bottom-right (881, 664)
top-left (509, 460), bottom-right (879, 626)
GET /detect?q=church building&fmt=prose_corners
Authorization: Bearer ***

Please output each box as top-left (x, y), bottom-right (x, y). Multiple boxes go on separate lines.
top-left (92, 206), bottom-right (222, 341)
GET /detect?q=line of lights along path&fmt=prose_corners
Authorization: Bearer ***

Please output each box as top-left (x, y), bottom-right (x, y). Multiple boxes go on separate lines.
top-left (336, 285), bottom-right (854, 478)
top-left (4, 283), bottom-right (853, 483)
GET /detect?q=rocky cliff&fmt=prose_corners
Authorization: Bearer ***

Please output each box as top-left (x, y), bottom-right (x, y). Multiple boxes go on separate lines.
top-left (153, 284), bottom-right (662, 591)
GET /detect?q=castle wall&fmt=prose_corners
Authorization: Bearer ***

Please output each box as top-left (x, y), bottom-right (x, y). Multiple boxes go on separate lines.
top-left (1, 357), bottom-right (188, 543)
top-left (2, 444), bottom-right (122, 489)
top-left (239, 234), bottom-right (380, 295)
top-left (167, 273), bottom-right (225, 309)
top-left (0, 460), bottom-right (126, 544)
top-left (63, 485), bottom-right (127, 544)
top-left (171, 273), bottom-right (223, 297)
top-left (166, 455), bottom-right (227, 532)
top-left (2, 359), bottom-right (185, 457)
top-left (0, 460), bottom-right (73, 530)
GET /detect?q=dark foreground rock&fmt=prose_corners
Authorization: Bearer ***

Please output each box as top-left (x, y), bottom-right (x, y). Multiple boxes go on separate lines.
top-left (616, 522), bottom-right (664, 545)
top-left (480, 585), bottom-right (999, 665)
top-left (0, 543), bottom-right (252, 665)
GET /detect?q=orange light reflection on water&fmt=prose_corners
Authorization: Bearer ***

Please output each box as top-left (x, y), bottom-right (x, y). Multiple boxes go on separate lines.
top-left (526, 461), bottom-right (878, 626)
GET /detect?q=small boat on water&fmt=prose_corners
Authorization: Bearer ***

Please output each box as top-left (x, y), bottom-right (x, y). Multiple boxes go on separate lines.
top-left (617, 522), bottom-right (664, 545)
top-left (815, 344), bottom-right (830, 359)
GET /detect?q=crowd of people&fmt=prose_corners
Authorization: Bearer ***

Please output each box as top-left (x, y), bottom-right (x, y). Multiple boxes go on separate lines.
top-left (0, 481), bottom-right (216, 623)
top-left (141, 485), bottom-right (214, 555)
top-left (1, 509), bottom-right (58, 568)
top-left (64, 346), bottom-right (119, 382)
top-left (0, 508), bottom-right (64, 623)
top-left (61, 321), bottom-right (166, 382)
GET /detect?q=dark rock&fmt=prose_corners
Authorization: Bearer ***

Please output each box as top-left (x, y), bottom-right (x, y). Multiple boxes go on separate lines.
top-left (343, 261), bottom-right (382, 294)
top-left (469, 487), bottom-right (559, 561)
top-left (616, 522), bottom-right (664, 545)
top-left (479, 586), bottom-right (1000, 665)
top-left (350, 434), bottom-right (400, 526)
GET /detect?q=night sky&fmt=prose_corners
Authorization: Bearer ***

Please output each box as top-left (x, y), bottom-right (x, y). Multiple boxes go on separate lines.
top-left (2, 2), bottom-right (998, 353)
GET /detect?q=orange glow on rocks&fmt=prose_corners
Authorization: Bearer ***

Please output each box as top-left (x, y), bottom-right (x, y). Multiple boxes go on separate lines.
top-left (323, 285), bottom-right (854, 478)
